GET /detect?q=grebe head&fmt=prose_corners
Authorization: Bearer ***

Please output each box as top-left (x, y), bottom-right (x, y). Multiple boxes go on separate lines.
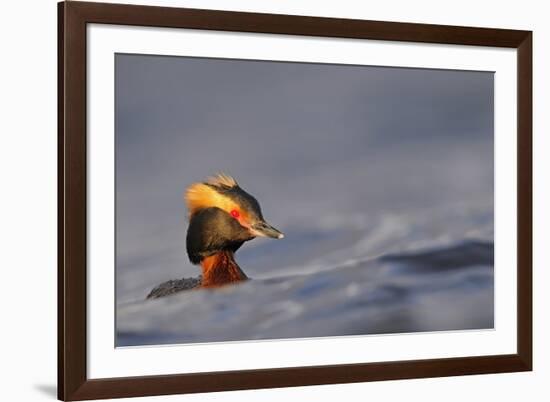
top-left (185, 173), bottom-right (284, 264)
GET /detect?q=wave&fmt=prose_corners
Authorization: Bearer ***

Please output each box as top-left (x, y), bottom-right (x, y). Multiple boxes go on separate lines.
top-left (117, 239), bottom-right (494, 346)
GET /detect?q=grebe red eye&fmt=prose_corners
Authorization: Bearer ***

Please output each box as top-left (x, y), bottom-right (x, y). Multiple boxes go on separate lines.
top-left (230, 209), bottom-right (240, 218)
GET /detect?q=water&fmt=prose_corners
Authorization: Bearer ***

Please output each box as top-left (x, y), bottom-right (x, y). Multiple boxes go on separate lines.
top-left (114, 57), bottom-right (494, 346)
top-left (116, 204), bottom-right (493, 346)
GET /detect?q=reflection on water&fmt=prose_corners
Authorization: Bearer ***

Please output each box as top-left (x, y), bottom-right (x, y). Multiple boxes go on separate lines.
top-left (117, 206), bottom-right (494, 346)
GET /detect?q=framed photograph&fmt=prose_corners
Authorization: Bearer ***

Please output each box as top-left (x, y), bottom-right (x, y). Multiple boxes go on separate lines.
top-left (58, 1), bottom-right (532, 400)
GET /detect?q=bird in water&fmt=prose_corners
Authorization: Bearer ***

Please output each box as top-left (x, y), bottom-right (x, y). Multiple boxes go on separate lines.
top-left (147, 173), bottom-right (283, 298)
top-left (186, 173), bottom-right (284, 287)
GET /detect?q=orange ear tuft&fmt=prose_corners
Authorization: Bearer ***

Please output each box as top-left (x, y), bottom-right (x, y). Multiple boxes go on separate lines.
top-left (185, 181), bottom-right (238, 217)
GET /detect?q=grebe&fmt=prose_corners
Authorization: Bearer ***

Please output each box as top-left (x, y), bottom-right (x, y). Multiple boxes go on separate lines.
top-left (185, 173), bottom-right (284, 288)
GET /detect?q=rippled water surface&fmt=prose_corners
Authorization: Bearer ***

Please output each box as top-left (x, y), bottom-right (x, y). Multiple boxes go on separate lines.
top-left (117, 206), bottom-right (494, 346)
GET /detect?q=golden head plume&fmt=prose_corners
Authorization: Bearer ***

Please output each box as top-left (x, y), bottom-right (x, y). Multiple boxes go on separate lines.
top-left (185, 173), bottom-right (239, 217)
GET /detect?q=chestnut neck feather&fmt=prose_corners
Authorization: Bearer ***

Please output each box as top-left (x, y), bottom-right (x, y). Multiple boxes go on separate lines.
top-left (200, 250), bottom-right (248, 288)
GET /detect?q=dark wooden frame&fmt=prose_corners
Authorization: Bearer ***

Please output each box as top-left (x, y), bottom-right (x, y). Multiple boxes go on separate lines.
top-left (58, 1), bottom-right (532, 400)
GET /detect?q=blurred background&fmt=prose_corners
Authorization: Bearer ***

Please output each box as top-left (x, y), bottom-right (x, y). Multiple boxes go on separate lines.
top-left (115, 54), bottom-right (494, 345)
